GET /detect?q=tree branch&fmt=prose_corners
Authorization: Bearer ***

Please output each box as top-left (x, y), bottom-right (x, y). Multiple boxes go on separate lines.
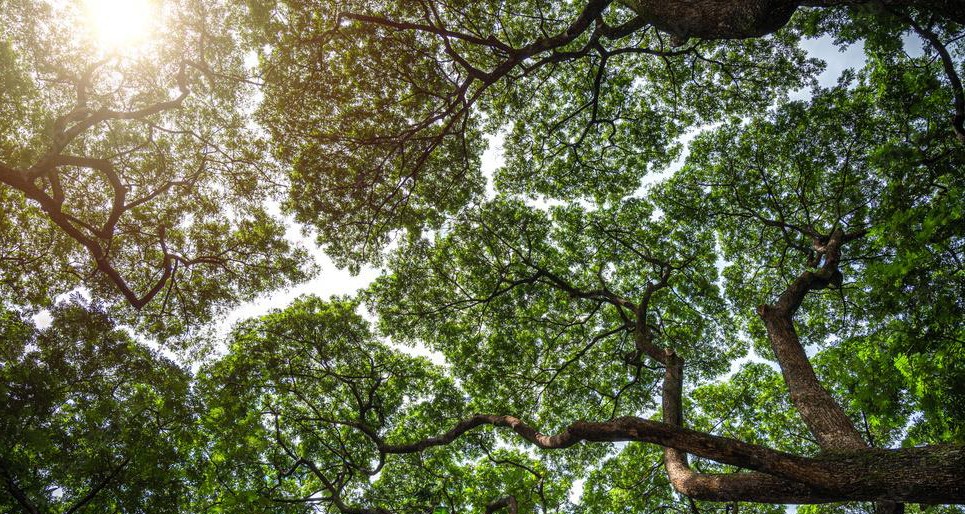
top-left (0, 458), bottom-right (41, 514)
top-left (63, 455), bottom-right (132, 514)
top-left (756, 228), bottom-right (869, 451)
top-left (900, 12), bottom-right (965, 142)
top-left (378, 413), bottom-right (835, 488)
top-left (486, 496), bottom-right (519, 514)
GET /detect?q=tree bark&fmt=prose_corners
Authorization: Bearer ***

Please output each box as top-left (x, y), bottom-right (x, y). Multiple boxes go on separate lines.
top-left (660, 352), bottom-right (834, 503)
top-left (656, 351), bottom-right (965, 504)
top-left (756, 309), bottom-right (867, 450)
top-left (621, 0), bottom-right (799, 39)
top-left (376, 403), bottom-right (965, 503)
top-left (620, 0), bottom-right (965, 40)
top-left (754, 229), bottom-right (909, 514)
top-left (756, 229), bottom-right (868, 450)
top-left (486, 496), bottom-right (519, 514)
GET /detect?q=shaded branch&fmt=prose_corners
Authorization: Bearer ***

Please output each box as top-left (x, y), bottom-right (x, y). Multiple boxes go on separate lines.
top-left (900, 12), bottom-right (965, 142)
top-left (0, 458), bottom-right (41, 514)
top-left (486, 496), bottom-right (519, 514)
top-left (378, 414), bottom-right (835, 488)
top-left (63, 455), bottom-right (132, 514)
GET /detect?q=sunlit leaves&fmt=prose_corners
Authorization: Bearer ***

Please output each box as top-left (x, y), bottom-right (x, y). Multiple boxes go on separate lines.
top-left (257, 0), bottom-right (822, 263)
top-left (197, 297), bottom-right (471, 510)
top-left (0, 0), bottom-right (313, 338)
top-left (367, 196), bottom-right (736, 429)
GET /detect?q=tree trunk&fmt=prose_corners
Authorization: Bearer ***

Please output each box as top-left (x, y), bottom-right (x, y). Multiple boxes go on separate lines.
top-left (657, 352), bottom-right (965, 504)
top-left (757, 308), bottom-right (867, 451)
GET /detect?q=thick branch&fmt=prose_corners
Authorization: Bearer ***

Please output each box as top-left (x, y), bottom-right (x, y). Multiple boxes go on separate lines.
top-left (486, 496), bottom-right (519, 514)
top-left (380, 413), bottom-right (835, 490)
top-left (757, 229), bottom-right (868, 450)
top-left (659, 352), bottom-right (834, 503)
top-left (367, 363), bottom-right (965, 503)
top-left (0, 66), bottom-right (192, 310)
top-left (621, 0), bottom-right (965, 40)
top-left (658, 351), bottom-right (965, 504)
top-left (901, 13), bottom-right (965, 143)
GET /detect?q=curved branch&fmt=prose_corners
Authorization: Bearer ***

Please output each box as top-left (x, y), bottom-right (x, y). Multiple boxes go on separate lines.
top-left (658, 351), bottom-right (965, 504)
top-left (364, 388), bottom-right (965, 503)
top-left (0, 458), bottom-right (41, 514)
top-left (63, 455), bottom-right (131, 514)
top-left (0, 65), bottom-right (193, 311)
top-left (659, 352), bottom-right (832, 503)
top-left (486, 496), bottom-right (519, 514)
top-left (901, 13), bottom-right (965, 143)
top-left (756, 228), bottom-right (868, 451)
top-left (378, 413), bottom-right (833, 488)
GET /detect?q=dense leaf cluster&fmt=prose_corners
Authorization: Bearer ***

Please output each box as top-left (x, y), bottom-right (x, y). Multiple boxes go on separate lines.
top-left (1, 0), bottom-right (964, 513)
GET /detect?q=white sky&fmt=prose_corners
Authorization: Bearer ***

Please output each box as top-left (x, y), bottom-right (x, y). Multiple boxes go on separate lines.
top-left (30, 33), bottom-right (876, 368)
top-left (221, 34), bottom-right (870, 330)
top-left (20, 11), bottom-right (929, 510)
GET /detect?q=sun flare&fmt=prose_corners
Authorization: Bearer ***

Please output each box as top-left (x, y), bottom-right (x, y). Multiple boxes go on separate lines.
top-left (83, 0), bottom-right (159, 51)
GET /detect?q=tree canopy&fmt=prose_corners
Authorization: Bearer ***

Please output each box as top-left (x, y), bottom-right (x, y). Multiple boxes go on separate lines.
top-left (0, 0), bottom-right (311, 339)
top-left (1, 0), bottom-right (964, 513)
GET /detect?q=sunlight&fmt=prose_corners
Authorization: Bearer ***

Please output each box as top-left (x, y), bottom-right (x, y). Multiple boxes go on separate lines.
top-left (83, 0), bottom-right (158, 51)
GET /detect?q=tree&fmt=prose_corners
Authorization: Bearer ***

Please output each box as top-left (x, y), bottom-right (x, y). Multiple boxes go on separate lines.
top-left (254, 0), bottom-right (964, 265)
top-left (191, 1), bottom-right (965, 511)
top-left (1, 0), bottom-right (964, 513)
top-left (0, 0), bottom-right (311, 338)
top-left (200, 82), bottom-right (965, 512)
top-left (0, 303), bottom-right (196, 513)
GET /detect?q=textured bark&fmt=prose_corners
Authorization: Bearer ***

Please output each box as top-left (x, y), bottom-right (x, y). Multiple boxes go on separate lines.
top-left (660, 353), bottom-right (833, 503)
top-left (663, 458), bottom-right (833, 504)
top-left (657, 352), bottom-right (965, 504)
top-left (381, 413), bottom-right (830, 485)
top-left (374, 380), bottom-right (965, 504)
top-left (757, 308), bottom-right (905, 514)
top-left (486, 496), bottom-right (519, 514)
top-left (620, 0), bottom-right (965, 40)
top-left (756, 310), bottom-right (867, 450)
top-left (757, 230), bottom-right (868, 451)
top-left (754, 229), bottom-right (908, 514)
top-left (663, 444), bottom-right (965, 503)
top-left (622, 0), bottom-right (799, 39)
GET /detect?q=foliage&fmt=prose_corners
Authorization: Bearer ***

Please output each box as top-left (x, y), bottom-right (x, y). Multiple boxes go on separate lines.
top-left (254, 0), bottom-right (822, 266)
top-left (0, 0), bottom-right (312, 340)
top-left (0, 0), bottom-right (964, 513)
top-left (0, 303), bottom-right (195, 513)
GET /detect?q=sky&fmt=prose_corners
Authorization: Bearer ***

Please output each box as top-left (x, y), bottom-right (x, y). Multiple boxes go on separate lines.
top-left (28, 33), bottom-right (873, 339)
top-left (217, 34), bottom-right (871, 335)
top-left (23, 12), bottom-right (915, 509)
